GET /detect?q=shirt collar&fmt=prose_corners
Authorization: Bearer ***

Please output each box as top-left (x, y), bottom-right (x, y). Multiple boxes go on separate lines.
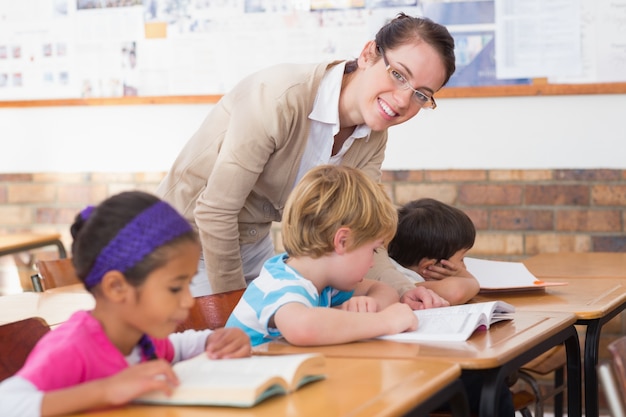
top-left (309, 62), bottom-right (371, 139)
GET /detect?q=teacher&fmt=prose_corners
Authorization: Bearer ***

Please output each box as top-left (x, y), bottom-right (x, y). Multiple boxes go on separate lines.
top-left (156, 12), bottom-right (456, 305)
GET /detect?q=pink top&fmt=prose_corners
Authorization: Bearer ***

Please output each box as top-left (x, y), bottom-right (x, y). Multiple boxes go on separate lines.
top-left (17, 311), bottom-right (174, 391)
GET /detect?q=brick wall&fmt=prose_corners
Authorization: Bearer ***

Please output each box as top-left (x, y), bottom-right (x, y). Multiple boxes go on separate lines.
top-left (1, 168), bottom-right (625, 364)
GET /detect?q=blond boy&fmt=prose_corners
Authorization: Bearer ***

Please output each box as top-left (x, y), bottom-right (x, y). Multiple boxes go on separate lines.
top-left (226, 165), bottom-right (417, 346)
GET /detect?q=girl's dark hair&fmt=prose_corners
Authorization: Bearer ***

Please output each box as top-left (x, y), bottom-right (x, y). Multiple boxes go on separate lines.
top-left (345, 13), bottom-right (456, 87)
top-left (70, 191), bottom-right (197, 288)
top-left (388, 198), bottom-right (475, 267)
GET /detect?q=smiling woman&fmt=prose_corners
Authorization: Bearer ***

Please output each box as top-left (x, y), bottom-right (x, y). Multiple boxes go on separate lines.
top-left (155, 13), bottom-right (456, 302)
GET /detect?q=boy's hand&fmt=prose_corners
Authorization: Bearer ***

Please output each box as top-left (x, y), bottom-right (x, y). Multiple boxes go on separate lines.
top-left (400, 286), bottom-right (450, 310)
top-left (338, 295), bottom-right (378, 313)
top-left (380, 303), bottom-right (418, 333)
top-left (205, 327), bottom-right (251, 359)
top-left (422, 259), bottom-right (470, 281)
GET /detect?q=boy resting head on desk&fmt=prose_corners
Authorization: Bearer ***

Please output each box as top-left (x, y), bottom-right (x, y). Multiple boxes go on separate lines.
top-left (366, 197), bottom-right (480, 307)
top-left (226, 164), bottom-right (419, 347)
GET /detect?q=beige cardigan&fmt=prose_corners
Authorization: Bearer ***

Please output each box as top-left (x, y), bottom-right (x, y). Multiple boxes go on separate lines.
top-left (158, 61), bottom-right (395, 293)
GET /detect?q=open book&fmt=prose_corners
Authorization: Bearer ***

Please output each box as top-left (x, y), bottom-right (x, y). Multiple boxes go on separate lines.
top-left (0, 289), bottom-right (94, 327)
top-left (136, 353), bottom-right (326, 407)
top-left (464, 257), bottom-right (567, 292)
top-left (378, 301), bottom-right (515, 343)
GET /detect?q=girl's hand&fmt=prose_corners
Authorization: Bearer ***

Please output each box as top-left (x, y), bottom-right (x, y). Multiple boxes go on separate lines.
top-left (205, 327), bottom-right (251, 359)
top-left (103, 360), bottom-right (178, 405)
top-left (338, 295), bottom-right (378, 313)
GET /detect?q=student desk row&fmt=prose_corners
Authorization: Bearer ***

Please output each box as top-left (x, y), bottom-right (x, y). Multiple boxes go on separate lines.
top-left (0, 233), bottom-right (67, 258)
top-left (520, 252), bottom-right (626, 417)
top-left (0, 285), bottom-right (470, 417)
top-left (64, 357), bottom-right (468, 417)
top-left (256, 311), bottom-right (582, 417)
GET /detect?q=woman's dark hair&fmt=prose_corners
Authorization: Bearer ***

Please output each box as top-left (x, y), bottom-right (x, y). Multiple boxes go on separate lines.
top-left (345, 13), bottom-right (456, 87)
top-left (388, 198), bottom-right (475, 268)
top-left (70, 191), bottom-right (197, 288)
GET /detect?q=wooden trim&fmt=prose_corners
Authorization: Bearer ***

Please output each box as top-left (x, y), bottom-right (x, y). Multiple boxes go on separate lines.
top-left (1, 82), bottom-right (625, 107)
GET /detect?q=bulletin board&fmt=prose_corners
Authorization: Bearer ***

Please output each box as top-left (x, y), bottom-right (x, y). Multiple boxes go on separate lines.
top-left (1, 0), bottom-right (625, 108)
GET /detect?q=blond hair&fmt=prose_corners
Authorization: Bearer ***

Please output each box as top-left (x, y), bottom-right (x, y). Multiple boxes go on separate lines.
top-left (282, 165), bottom-right (397, 258)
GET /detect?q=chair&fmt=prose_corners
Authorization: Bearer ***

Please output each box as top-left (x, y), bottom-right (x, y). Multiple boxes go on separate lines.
top-left (0, 317), bottom-right (50, 382)
top-left (176, 288), bottom-right (246, 332)
top-left (600, 335), bottom-right (626, 417)
top-left (32, 258), bottom-right (81, 291)
top-left (598, 362), bottom-right (626, 417)
top-left (515, 344), bottom-right (568, 417)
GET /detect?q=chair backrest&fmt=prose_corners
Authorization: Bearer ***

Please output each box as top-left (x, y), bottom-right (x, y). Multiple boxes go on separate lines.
top-left (176, 288), bottom-right (245, 332)
top-left (598, 362), bottom-right (626, 417)
top-left (35, 258), bottom-right (81, 290)
top-left (608, 335), bottom-right (626, 398)
top-left (0, 317), bottom-right (50, 382)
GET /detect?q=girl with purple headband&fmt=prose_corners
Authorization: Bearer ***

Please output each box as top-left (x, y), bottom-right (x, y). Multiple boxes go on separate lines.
top-left (0, 191), bottom-right (251, 417)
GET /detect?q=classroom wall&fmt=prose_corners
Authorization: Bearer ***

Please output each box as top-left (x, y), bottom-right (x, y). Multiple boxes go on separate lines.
top-left (1, 93), bottom-right (626, 173)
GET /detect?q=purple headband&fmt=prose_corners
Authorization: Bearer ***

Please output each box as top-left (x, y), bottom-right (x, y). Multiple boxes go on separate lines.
top-left (83, 201), bottom-right (193, 288)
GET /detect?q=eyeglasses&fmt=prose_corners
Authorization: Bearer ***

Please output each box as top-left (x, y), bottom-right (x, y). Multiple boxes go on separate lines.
top-left (378, 46), bottom-right (437, 110)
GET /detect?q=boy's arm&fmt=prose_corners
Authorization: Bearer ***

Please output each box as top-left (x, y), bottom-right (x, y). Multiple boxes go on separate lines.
top-left (417, 260), bottom-right (480, 305)
top-left (365, 249), bottom-right (449, 309)
top-left (350, 278), bottom-right (399, 309)
top-left (273, 302), bottom-right (417, 346)
top-left (415, 277), bottom-right (479, 305)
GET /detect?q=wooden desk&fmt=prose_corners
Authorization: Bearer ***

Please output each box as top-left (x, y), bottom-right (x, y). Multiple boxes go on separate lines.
top-left (475, 268), bottom-right (626, 417)
top-left (0, 233), bottom-right (67, 258)
top-left (255, 311), bottom-right (582, 417)
top-left (524, 252), bottom-right (626, 279)
top-left (65, 357), bottom-right (469, 417)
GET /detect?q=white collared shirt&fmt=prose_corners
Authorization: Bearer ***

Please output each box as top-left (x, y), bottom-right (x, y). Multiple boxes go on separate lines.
top-left (294, 62), bottom-right (371, 187)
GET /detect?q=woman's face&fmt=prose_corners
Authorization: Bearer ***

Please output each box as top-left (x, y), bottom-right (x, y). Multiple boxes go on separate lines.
top-left (357, 40), bottom-right (447, 132)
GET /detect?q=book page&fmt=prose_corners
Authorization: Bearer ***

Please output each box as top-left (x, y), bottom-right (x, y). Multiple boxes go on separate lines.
top-left (37, 291), bottom-right (95, 327)
top-left (465, 257), bottom-right (567, 291)
top-left (377, 301), bottom-right (515, 343)
top-left (137, 353), bottom-right (326, 407)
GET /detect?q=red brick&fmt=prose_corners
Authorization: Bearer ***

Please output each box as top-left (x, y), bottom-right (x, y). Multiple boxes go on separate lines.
top-left (381, 170), bottom-right (423, 182)
top-left (462, 208), bottom-right (488, 230)
top-left (424, 170), bottom-right (487, 182)
top-left (525, 185), bottom-right (589, 205)
top-left (555, 169), bottom-right (622, 181)
top-left (556, 210), bottom-right (622, 232)
top-left (458, 184), bottom-right (523, 205)
top-left (8, 184), bottom-right (56, 203)
top-left (57, 184), bottom-right (109, 204)
top-left (393, 184), bottom-right (457, 206)
top-left (592, 236), bottom-right (626, 252)
top-left (489, 170), bottom-right (553, 181)
top-left (592, 185), bottom-right (626, 205)
top-left (525, 234), bottom-right (592, 254)
top-left (0, 174), bottom-right (33, 181)
top-left (472, 233), bottom-right (524, 256)
top-left (490, 209), bottom-right (553, 230)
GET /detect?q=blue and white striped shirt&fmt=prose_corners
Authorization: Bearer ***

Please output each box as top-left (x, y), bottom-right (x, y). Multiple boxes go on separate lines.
top-left (225, 253), bottom-right (354, 346)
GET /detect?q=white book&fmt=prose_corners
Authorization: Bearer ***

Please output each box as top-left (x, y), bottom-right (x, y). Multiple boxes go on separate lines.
top-left (464, 257), bottom-right (567, 292)
top-left (136, 353), bottom-right (326, 408)
top-left (378, 301), bottom-right (515, 343)
top-left (0, 290), bottom-right (94, 327)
